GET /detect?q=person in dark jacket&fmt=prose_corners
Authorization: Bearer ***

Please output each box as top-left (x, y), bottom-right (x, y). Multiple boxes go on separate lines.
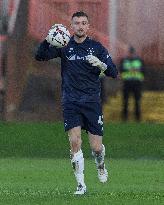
top-left (119, 46), bottom-right (144, 121)
top-left (35, 11), bottom-right (118, 195)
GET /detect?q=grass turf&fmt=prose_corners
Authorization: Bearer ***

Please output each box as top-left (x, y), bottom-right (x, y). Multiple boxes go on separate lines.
top-left (0, 122), bottom-right (163, 159)
top-left (0, 122), bottom-right (163, 204)
top-left (0, 158), bottom-right (163, 205)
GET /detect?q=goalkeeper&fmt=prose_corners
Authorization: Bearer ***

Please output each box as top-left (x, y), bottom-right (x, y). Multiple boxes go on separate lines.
top-left (35, 11), bottom-right (118, 195)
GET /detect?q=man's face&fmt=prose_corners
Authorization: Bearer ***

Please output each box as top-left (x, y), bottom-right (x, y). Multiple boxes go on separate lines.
top-left (71, 16), bottom-right (89, 38)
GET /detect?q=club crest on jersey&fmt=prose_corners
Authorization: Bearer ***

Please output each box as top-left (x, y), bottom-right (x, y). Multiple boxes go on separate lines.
top-left (87, 47), bottom-right (95, 55)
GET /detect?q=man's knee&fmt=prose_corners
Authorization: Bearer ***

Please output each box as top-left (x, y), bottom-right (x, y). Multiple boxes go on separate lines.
top-left (92, 143), bottom-right (102, 152)
top-left (68, 127), bottom-right (82, 152)
top-left (69, 135), bottom-right (82, 148)
top-left (89, 133), bottom-right (102, 152)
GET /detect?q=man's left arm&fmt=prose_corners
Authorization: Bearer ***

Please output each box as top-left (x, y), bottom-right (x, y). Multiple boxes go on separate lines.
top-left (87, 44), bottom-right (118, 78)
top-left (140, 58), bottom-right (145, 77)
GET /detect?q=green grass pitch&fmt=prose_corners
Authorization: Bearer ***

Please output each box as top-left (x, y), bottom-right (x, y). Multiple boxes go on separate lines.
top-left (0, 122), bottom-right (163, 204)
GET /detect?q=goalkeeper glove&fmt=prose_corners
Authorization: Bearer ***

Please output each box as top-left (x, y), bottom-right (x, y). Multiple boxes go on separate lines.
top-left (86, 55), bottom-right (107, 72)
top-left (45, 24), bottom-right (58, 44)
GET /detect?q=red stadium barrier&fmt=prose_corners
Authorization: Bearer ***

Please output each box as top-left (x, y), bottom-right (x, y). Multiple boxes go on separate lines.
top-left (28, 0), bottom-right (110, 47)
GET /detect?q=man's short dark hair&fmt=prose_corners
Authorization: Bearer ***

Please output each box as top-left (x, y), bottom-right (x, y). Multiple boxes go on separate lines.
top-left (129, 46), bottom-right (136, 54)
top-left (72, 11), bottom-right (89, 20)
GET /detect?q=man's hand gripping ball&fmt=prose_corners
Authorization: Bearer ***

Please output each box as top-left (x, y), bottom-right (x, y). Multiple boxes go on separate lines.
top-left (46, 24), bottom-right (70, 48)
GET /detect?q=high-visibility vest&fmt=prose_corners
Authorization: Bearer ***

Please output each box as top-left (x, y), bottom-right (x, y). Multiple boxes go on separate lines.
top-left (121, 59), bottom-right (144, 81)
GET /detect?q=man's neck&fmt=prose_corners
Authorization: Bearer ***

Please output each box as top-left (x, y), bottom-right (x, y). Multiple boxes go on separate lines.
top-left (74, 35), bottom-right (87, 44)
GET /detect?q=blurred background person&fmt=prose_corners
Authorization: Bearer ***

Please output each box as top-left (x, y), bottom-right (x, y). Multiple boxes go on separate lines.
top-left (119, 46), bottom-right (145, 121)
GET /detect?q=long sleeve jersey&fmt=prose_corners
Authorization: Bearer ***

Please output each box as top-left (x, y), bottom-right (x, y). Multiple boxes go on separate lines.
top-left (35, 36), bottom-right (118, 103)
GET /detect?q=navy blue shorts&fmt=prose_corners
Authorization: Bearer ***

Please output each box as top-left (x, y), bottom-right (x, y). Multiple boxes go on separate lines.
top-left (63, 101), bottom-right (103, 136)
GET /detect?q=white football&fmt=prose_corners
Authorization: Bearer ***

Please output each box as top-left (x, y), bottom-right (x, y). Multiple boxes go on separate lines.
top-left (47, 24), bottom-right (71, 47)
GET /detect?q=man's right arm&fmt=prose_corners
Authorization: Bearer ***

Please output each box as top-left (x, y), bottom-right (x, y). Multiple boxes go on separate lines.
top-left (35, 40), bottom-right (61, 61)
top-left (119, 59), bottom-right (124, 73)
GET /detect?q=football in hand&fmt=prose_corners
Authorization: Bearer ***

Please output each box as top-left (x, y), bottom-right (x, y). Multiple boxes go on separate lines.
top-left (46, 24), bottom-right (71, 48)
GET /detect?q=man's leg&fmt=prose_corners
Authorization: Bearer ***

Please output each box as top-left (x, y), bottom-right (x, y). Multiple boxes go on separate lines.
top-left (122, 82), bottom-right (129, 121)
top-left (68, 126), bottom-right (86, 195)
top-left (134, 82), bottom-right (142, 121)
top-left (88, 133), bottom-right (108, 183)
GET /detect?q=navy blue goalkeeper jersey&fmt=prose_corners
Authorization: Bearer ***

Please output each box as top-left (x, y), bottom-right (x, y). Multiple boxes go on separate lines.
top-left (35, 36), bottom-right (118, 103)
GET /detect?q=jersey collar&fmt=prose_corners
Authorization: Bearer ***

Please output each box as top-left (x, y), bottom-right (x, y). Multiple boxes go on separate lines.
top-left (70, 36), bottom-right (90, 44)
